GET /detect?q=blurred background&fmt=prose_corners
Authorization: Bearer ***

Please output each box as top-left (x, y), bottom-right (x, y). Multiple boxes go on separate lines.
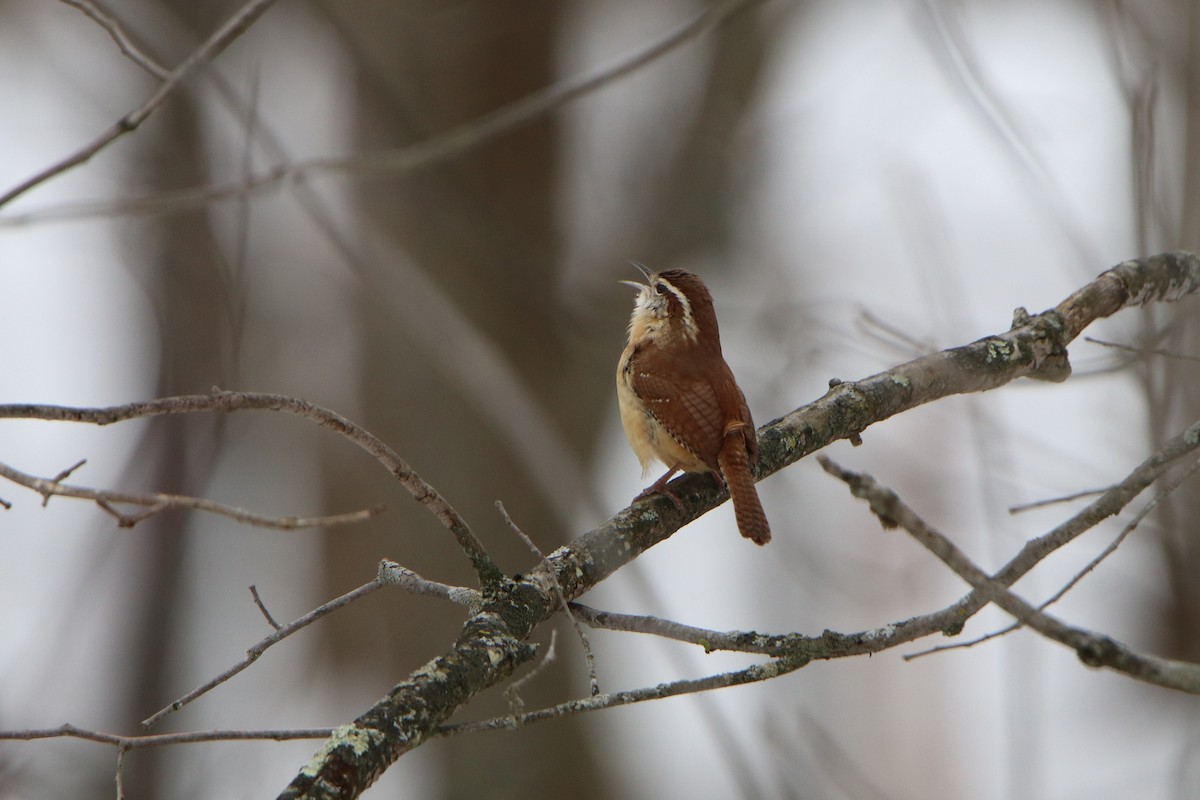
top-left (1, 0), bottom-right (1199, 797)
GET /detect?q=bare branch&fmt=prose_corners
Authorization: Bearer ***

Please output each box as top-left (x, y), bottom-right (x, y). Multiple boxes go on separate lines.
top-left (0, 459), bottom-right (382, 530)
top-left (1009, 486), bottom-right (1107, 513)
top-left (437, 655), bottom-right (806, 738)
top-left (8, 255), bottom-right (1197, 794)
top-left (375, 560), bottom-right (480, 608)
top-left (497, 501), bottom-right (599, 696)
top-left (250, 585), bottom-right (282, 631)
top-left (904, 621), bottom-right (1020, 661)
top-left (909, 457), bottom-right (1200, 661)
top-left (1040, 458), bottom-right (1200, 606)
top-left (49, 457), bottom-right (88, 483)
top-left (0, 722), bottom-right (331, 746)
top-left (503, 630), bottom-right (559, 724)
top-left (968, 420), bottom-right (1200, 612)
top-left (1085, 335), bottom-right (1200, 362)
top-left (95, 498), bottom-right (165, 527)
top-left (0, 0), bottom-right (282, 209)
top-left (139, 561), bottom-right (475, 730)
top-left (0, 0), bottom-right (768, 226)
top-left (1054, 253), bottom-right (1200, 339)
top-left (0, 389), bottom-right (502, 584)
top-left (142, 579), bottom-right (384, 728)
top-left (278, 253), bottom-right (1200, 800)
top-left (115, 743), bottom-right (127, 800)
top-left (819, 455), bottom-right (1200, 694)
top-left (569, 603), bottom-right (780, 655)
top-left (58, 0), bottom-right (171, 79)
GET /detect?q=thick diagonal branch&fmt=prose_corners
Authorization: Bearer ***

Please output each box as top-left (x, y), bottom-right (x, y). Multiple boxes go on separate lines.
top-left (278, 252), bottom-right (1200, 798)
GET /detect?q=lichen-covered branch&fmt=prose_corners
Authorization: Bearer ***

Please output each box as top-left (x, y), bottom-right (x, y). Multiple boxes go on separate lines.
top-left (277, 610), bottom-right (537, 799)
top-left (277, 252), bottom-right (1200, 798)
top-left (755, 250), bottom-right (1200, 486)
top-left (5, 254), bottom-right (1195, 796)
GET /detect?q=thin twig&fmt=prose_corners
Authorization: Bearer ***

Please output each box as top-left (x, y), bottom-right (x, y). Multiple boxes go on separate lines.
top-left (497, 501), bottom-right (599, 696)
top-left (1009, 486), bottom-right (1108, 513)
top-left (820, 455), bottom-right (1200, 694)
top-left (0, 723), bottom-right (331, 746)
top-left (913, 451), bottom-right (1200, 660)
top-left (504, 630), bottom-right (559, 724)
top-left (58, 0), bottom-right (171, 79)
top-left (568, 603), bottom-right (779, 655)
top-left (0, 390), bottom-right (502, 584)
top-left (904, 621), bottom-right (1021, 661)
top-left (249, 585), bottom-right (282, 631)
top-left (1038, 457), bottom-right (1200, 608)
top-left (923, 418), bottom-right (1200, 634)
top-left (1085, 335), bottom-right (1200, 362)
top-left (375, 559), bottom-right (481, 608)
top-left (139, 562), bottom-right (476, 727)
top-left (49, 457), bottom-right (88, 483)
top-left (0, 460), bottom-right (383, 530)
top-left (0, 0), bottom-right (282, 209)
top-left (142, 580), bottom-right (385, 728)
top-left (95, 498), bottom-right (165, 526)
top-left (0, 0), bottom-right (768, 226)
top-left (115, 743), bottom-right (127, 800)
top-left (437, 655), bottom-right (805, 738)
top-left (911, 475), bottom-right (1172, 660)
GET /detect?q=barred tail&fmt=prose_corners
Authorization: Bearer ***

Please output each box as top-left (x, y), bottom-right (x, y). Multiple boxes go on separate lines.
top-left (717, 435), bottom-right (771, 545)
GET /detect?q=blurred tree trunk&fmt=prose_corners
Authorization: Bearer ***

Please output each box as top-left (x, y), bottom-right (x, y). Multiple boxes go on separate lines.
top-left (115, 8), bottom-right (239, 792)
top-left (1130, 0), bottom-right (1200, 662)
top-left (312, 3), bottom-right (607, 797)
top-left (1155, 0), bottom-right (1200, 662)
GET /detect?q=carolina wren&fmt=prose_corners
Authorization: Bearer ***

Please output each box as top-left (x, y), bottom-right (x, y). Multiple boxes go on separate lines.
top-left (616, 266), bottom-right (771, 545)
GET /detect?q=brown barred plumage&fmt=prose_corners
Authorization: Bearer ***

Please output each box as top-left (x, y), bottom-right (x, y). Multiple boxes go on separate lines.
top-left (617, 267), bottom-right (771, 545)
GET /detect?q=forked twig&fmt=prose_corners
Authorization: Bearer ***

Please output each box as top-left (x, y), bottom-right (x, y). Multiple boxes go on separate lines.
top-left (496, 501), bottom-right (599, 696)
top-left (142, 561), bottom-right (476, 728)
top-left (2, 0), bottom-right (768, 226)
top-left (0, 459), bottom-right (382, 530)
top-left (0, 0), bottom-right (282, 208)
top-left (0, 390), bottom-right (501, 584)
top-left (910, 456), bottom-right (1200, 660)
top-left (820, 455), bottom-right (1200, 693)
top-left (142, 580), bottom-right (385, 728)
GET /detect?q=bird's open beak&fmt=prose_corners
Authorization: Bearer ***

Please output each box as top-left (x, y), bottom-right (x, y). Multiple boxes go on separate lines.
top-left (627, 260), bottom-right (653, 280)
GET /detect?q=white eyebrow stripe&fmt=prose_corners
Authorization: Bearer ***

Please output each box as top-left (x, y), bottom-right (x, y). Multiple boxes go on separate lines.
top-left (656, 278), bottom-right (698, 342)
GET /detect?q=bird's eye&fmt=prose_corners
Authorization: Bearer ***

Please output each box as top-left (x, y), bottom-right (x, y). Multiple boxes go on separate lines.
top-left (653, 281), bottom-right (667, 294)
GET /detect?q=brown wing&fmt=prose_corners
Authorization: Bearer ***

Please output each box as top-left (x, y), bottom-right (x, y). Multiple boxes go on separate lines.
top-left (628, 356), bottom-right (725, 473)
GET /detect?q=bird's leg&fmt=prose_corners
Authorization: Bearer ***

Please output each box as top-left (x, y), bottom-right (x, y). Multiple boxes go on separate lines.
top-left (636, 466), bottom-right (685, 510)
